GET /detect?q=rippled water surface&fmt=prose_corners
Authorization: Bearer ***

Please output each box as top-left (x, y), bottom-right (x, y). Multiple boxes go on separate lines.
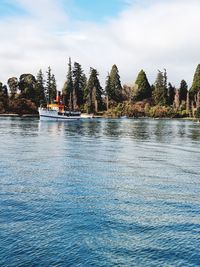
top-left (0, 118), bottom-right (200, 266)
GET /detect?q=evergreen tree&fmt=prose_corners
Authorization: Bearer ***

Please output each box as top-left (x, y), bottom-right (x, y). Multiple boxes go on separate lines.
top-left (63, 58), bottom-right (73, 108)
top-left (35, 69), bottom-right (46, 106)
top-left (45, 66), bottom-right (57, 103)
top-left (105, 73), bottom-right (111, 109)
top-left (0, 82), bottom-right (4, 112)
top-left (190, 64), bottom-right (200, 98)
top-left (105, 73), bottom-right (111, 97)
top-left (132, 69), bottom-right (151, 101)
top-left (3, 85), bottom-right (9, 111)
top-left (72, 62), bottom-right (86, 109)
top-left (0, 83), bottom-right (8, 112)
top-left (153, 70), bottom-right (168, 105)
top-left (179, 80), bottom-right (188, 102)
top-left (108, 64), bottom-right (122, 102)
top-left (82, 74), bottom-right (87, 103)
top-left (51, 74), bottom-right (57, 101)
top-left (168, 83), bottom-right (176, 105)
top-left (46, 66), bottom-right (52, 103)
top-left (86, 68), bottom-right (103, 113)
top-left (164, 69), bottom-right (167, 93)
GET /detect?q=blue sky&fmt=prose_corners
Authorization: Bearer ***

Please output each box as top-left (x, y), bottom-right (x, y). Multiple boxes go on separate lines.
top-left (0, 0), bottom-right (130, 22)
top-left (62, 0), bottom-right (129, 22)
top-left (0, 0), bottom-right (25, 17)
top-left (0, 0), bottom-right (200, 88)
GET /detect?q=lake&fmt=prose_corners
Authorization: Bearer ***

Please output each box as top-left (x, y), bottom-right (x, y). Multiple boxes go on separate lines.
top-left (0, 117), bottom-right (200, 266)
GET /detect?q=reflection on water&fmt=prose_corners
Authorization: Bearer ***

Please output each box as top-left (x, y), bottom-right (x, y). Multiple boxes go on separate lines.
top-left (0, 117), bottom-right (200, 267)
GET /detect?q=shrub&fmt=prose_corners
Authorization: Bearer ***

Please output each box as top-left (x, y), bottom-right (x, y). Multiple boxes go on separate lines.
top-left (149, 106), bottom-right (175, 118)
top-left (194, 107), bottom-right (200, 118)
top-left (9, 98), bottom-right (38, 115)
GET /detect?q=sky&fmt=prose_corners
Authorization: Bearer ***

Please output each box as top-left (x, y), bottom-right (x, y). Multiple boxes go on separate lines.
top-left (0, 0), bottom-right (200, 89)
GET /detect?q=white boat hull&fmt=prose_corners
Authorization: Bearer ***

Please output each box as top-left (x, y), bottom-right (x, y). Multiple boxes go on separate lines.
top-left (38, 108), bottom-right (80, 121)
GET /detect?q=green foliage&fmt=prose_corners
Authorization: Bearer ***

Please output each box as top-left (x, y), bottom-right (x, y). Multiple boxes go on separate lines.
top-left (36, 69), bottom-right (46, 106)
top-left (132, 70), bottom-right (151, 101)
top-left (179, 80), bottom-right (188, 102)
top-left (168, 83), bottom-right (175, 105)
top-left (153, 70), bottom-right (168, 106)
top-left (105, 73), bottom-right (111, 97)
top-left (144, 103), bottom-right (150, 115)
top-left (45, 66), bottom-right (57, 103)
top-left (63, 58), bottom-right (73, 108)
top-left (63, 59), bottom-right (87, 110)
top-left (190, 64), bottom-right (200, 98)
top-left (106, 101), bottom-right (146, 118)
top-left (7, 77), bottom-right (18, 98)
top-left (0, 83), bottom-right (9, 113)
top-left (149, 105), bottom-right (175, 118)
top-left (179, 109), bottom-right (189, 117)
top-left (86, 68), bottom-right (103, 113)
top-left (18, 74), bottom-right (37, 104)
top-left (194, 107), bottom-right (200, 118)
top-left (51, 74), bottom-right (57, 100)
top-left (107, 65), bottom-right (123, 102)
top-left (72, 62), bottom-right (87, 109)
top-left (0, 63), bottom-right (198, 117)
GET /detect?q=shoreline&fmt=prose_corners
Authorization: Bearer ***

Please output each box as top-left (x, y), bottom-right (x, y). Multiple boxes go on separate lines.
top-left (0, 113), bottom-right (199, 121)
top-left (0, 113), bottom-right (39, 118)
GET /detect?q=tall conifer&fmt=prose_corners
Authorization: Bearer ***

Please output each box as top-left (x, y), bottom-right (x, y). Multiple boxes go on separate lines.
top-left (153, 70), bottom-right (168, 105)
top-left (109, 64), bottom-right (122, 102)
top-left (168, 83), bottom-right (176, 106)
top-left (132, 69), bottom-right (151, 101)
top-left (86, 68), bottom-right (103, 113)
top-left (72, 62), bottom-right (86, 109)
top-left (190, 64), bottom-right (200, 98)
top-left (179, 80), bottom-right (188, 102)
top-left (45, 66), bottom-right (57, 103)
top-left (36, 69), bottom-right (46, 105)
top-left (63, 58), bottom-right (73, 108)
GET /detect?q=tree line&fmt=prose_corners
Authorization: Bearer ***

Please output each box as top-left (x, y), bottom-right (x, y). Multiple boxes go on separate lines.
top-left (1, 59), bottom-right (200, 117)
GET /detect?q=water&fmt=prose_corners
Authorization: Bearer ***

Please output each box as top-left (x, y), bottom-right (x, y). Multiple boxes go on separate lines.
top-left (0, 118), bottom-right (200, 267)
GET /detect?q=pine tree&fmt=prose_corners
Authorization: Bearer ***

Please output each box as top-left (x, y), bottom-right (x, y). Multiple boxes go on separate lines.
top-left (46, 66), bottom-right (52, 103)
top-left (63, 58), bottom-right (73, 108)
top-left (105, 73), bottom-right (111, 96)
top-left (179, 80), bottom-right (188, 102)
top-left (36, 69), bottom-right (46, 106)
top-left (45, 66), bottom-right (57, 103)
top-left (51, 74), bottom-right (57, 101)
top-left (186, 91), bottom-right (190, 115)
top-left (168, 83), bottom-right (176, 105)
top-left (105, 73), bottom-right (111, 109)
top-left (109, 64), bottom-right (122, 102)
top-left (132, 69), bottom-right (151, 101)
top-left (190, 64), bottom-right (200, 98)
top-left (153, 70), bottom-right (168, 105)
top-left (72, 62), bottom-right (86, 109)
top-left (86, 68), bottom-right (103, 113)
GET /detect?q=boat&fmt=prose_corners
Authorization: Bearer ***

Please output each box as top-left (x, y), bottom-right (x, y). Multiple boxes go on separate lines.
top-left (38, 93), bottom-right (81, 121)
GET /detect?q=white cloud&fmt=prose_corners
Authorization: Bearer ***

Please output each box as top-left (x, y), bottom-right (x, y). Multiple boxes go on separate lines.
top-left (0, 0), bottom-right (200, 90)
